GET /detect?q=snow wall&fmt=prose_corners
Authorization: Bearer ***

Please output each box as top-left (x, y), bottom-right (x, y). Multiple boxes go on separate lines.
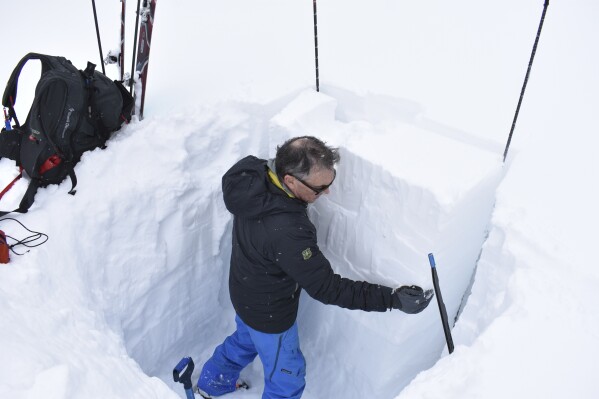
top-left (0, 88), bottom-right (502, 399)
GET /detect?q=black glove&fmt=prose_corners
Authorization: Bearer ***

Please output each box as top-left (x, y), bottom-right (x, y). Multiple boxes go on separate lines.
top-left (391, 285), bottom-right (434, 314)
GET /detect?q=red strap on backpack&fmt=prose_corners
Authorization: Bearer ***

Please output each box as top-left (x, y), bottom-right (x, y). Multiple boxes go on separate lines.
top-left (0, 156), bottom-right (65, 204)
top-left (0, 167), bottom-right (23, 202)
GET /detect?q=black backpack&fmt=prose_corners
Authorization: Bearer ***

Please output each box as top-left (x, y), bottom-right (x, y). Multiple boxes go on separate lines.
top-left (0, 53), bottom-right (133, 216)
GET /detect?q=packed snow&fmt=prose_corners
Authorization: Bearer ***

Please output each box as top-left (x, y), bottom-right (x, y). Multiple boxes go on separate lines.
top-left (1, 1), bottom-right (598, 398)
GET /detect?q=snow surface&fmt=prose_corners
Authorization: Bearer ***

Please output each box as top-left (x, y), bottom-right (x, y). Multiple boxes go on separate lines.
top-left (1, 0), bottom-right (598, 398)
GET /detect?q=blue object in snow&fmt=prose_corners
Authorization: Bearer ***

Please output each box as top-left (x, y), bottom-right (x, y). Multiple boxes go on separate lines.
top-left (3, 108), bottom-right (11, 131)
top-left (173, 356), bottom-right (195, 399)
top-left (428, 252), bottom-right (455, 354)
top-left (428, 252), bottom-right (436, 268)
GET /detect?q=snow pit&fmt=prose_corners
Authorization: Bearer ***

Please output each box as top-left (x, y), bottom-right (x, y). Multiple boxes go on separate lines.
top-left (0, 89), bottom-right (503, 399)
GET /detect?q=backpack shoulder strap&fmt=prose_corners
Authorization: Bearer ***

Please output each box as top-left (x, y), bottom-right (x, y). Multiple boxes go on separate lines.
top-left (3, 53), bottom-right (57, 107)
top-left (0, 178), bottom-right (40, 217)
top-left (2, 53), bottom-right (71, 127)
top-left (0, 164), bottom-right (78, 217)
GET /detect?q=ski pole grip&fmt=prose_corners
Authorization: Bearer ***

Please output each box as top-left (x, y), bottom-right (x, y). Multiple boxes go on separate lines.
top-left (428, 253), bottom-right (436, 268)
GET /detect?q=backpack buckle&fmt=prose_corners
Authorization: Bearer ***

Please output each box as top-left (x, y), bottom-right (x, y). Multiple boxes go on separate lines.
top-left (39, 155), bottom-right (62, 175)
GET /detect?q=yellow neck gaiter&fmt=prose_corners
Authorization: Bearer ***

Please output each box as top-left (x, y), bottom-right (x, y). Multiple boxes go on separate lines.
top-left (268, 169), bottom-right (295, 198)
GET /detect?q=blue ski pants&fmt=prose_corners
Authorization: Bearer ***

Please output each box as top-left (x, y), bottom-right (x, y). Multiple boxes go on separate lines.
top-left (198, 315), bottom-right (306, 399)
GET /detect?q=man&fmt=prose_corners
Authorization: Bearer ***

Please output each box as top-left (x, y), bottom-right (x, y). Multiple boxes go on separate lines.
top-left (197, 136), bottom-right (433, 399)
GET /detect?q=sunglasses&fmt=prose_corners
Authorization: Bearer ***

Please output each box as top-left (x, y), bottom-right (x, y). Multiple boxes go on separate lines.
top-left (291, 169), bottom-right (336, 195)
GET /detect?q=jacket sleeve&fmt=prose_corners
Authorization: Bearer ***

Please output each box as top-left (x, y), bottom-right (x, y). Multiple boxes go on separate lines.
top-left (272, 220), bottom-right (393, 312)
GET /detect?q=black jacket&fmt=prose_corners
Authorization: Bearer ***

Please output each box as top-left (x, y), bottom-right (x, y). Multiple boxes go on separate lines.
top-left (222, 155), bottom-right (394, 333)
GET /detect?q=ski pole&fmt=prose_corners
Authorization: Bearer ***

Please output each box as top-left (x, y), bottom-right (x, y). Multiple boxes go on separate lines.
top-left (120, 0), bottom-right (126, 82)
top-left (90, 0), bottom-right (106, 75)
top-left (428, 253), bottom-right (454, 354)
top-left (312, 0), bottom-right (320, 92)
top-left (130, 0), bottom-right (142, 94)
top-left (173, 357), bottom-right (195, 399)
top-left (503, 0), bottom-right (550, 162)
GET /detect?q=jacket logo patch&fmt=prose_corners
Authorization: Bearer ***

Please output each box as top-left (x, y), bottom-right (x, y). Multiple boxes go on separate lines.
top-left (302, 248), bottom-right (312, 260)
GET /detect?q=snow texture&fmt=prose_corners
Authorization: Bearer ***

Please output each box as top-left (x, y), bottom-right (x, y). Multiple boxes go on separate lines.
top-left (1, 1), bottom-right (598, 398)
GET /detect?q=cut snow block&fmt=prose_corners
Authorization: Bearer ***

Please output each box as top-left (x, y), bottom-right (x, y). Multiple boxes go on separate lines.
top-left (269, 89), bottom-right (504, 398)
top-left (268, 89), bottom-right (339, 155)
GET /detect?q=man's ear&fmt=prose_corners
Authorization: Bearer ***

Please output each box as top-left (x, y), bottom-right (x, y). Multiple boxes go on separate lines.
top-left (283, 174), bottom-right (295, 188)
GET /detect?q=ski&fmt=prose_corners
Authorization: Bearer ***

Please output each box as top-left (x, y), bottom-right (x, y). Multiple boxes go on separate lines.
top-left (120, 0), bottom-right (126, 81)
top-left (103, 0), bottom-right (127, 83)
top-left (133, 0), bottom-right (157, 120)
